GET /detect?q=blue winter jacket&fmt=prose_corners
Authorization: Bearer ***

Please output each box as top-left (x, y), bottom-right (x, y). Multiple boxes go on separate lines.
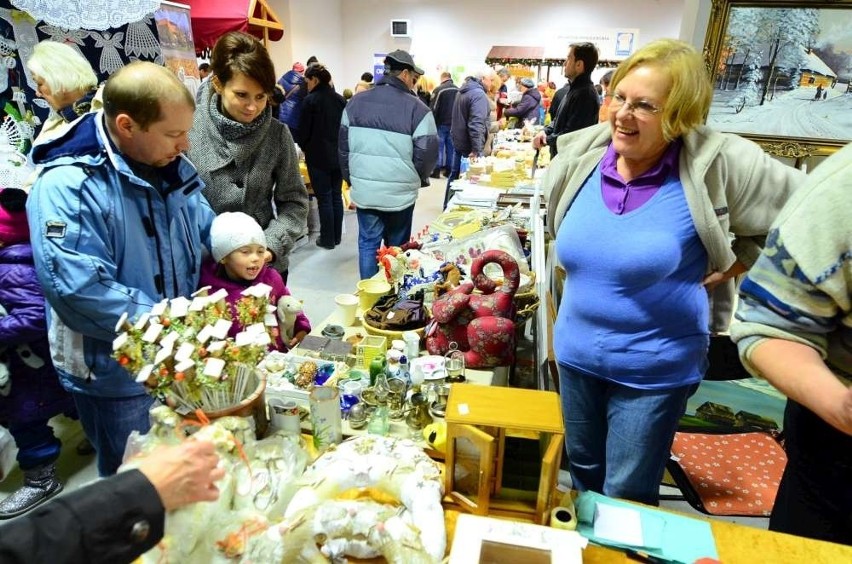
top-left (27, 112), bottom-right (215, 397)
top-left (339, 74), bottom-right (438, 212)
top-left (451, 77), bottom-right (490, 155)
top-left (277, 70), bottom-right (306, 136)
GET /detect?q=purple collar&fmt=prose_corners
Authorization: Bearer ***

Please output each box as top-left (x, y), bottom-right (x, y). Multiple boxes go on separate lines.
top-left (599, 139), bottom-right (682, 214)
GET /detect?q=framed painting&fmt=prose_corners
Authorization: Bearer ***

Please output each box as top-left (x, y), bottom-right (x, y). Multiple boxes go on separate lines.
top-left (703, 0), bottom-right (852, 159)
top-left (154, 1), bottom-right (202, 97)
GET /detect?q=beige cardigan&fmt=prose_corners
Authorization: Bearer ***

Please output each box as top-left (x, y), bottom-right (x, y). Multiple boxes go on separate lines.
top-left (543, 123), bottom-right (806, 331)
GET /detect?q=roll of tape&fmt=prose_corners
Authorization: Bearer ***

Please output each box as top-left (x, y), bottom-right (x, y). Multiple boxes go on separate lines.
top-left (550, 505), bottom-right (577, 531)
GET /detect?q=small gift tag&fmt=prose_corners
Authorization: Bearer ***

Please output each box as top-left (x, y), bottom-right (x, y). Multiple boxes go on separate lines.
top-left (175, 342), bottom-right (196, 363)
top-left (150, 299), bottom-right (169, 317)
top-left (203, 357), bottom-right (226, 377)
top-left (169, 297), bottom-right (191, 318)
top-left (133, 312), bottom-right (151, 330)
top-left (135, 364), bottom-right (154, 383)
top-left (197, 325), bottom-right (214, 344)
top-left (112, 332), bottom-right (129, 351)
top-left (211, 319), bottom-right (232, 340)
top-left (192, 285), bottom-right (211, 297)
top-left (241, 283), bottom-right (273, 298)
top-left (142, 323), bottom-right (164, 343)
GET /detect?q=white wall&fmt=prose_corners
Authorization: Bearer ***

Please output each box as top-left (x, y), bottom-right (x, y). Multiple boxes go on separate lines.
top-left (268, 0), bottom-right (712, 90)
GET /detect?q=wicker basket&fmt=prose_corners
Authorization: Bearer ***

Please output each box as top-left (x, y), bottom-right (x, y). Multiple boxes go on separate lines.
top-left (170, 369), bottom-right (268, 437)
top-left (361, 317), bottom-right (427, 342)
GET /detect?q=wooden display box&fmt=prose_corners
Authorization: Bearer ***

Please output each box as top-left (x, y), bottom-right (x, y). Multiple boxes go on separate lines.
top-left (444, 384), bottom-right (563, 524)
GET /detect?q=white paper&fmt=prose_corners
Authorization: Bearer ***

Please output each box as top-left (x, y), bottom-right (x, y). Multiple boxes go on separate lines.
top-left (197, 325), bottom-right (214, 344)
top-left (114, 311), bottom-right (128, 333)
top-left (211, 319), bottom-right (232, 340)
top-left (135, 364), bottom-right (154, 383)
top-left (189, 296), bottom-right (208, 312)
top-left (241, 282), bottom-right (272, 298)
top-left (192, 285), bottom-right (211, 297)
top-left (203, 357), bottom-right (226, 377)
top-left (235, 331), bottom-right (254, 347)
top-left (593, 502), bottom-right (644, 547)
top-left (169, 296), bottom-right (191, 318)
top-left (141, 323), bottom-right (164, 343)
top-left (150, 299), bottom-right (168, 317)
top-left (175, 342), bottom-right (196, 362)
top-left (112, 332), bottom-right (128, 351)
top-left (208, 288), bottom-right (229, 303)
top-left (133, 312), bottom-right (151, 330)
top-left (159, 331), bottom-right (180, 350)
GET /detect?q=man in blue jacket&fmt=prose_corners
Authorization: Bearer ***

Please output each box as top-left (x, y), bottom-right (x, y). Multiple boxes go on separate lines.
top-left (445, 69), bottom-right (492, 207)
top-left (339, 49), bottom-right (438, 278)
top-left (27, 62), bottom-right (215, 476)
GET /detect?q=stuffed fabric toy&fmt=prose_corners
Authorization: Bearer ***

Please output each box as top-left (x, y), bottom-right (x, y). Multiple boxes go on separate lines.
top-left (426, 250), bottom-right (520, 368)
top-left (276, 295), bottom-right (303, 341)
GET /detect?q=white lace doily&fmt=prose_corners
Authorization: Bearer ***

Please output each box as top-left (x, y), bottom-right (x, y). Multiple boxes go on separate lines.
top-left (10, 0), bottom-right (160, 31)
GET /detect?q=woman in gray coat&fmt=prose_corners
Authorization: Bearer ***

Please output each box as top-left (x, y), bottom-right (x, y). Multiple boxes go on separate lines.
top-left (188, 32), bottom-right (308, 281)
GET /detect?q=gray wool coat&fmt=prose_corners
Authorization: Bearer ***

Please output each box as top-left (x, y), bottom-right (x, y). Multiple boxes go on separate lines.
top-left (188, 81), bottom-right (309, 272)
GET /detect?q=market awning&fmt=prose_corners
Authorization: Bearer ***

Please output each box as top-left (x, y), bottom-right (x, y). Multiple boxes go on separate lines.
top-left (187, 0), bottom-right (284, 54)
top-left (485, 46), bottom-right (545, 65)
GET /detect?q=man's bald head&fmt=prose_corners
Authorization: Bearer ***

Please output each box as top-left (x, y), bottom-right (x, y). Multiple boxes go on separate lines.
top-left (103, 61), bottom-right (194, 131)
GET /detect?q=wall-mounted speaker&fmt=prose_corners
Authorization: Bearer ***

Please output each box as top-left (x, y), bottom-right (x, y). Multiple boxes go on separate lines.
top-left (390, 19), bottom-right (410, 38)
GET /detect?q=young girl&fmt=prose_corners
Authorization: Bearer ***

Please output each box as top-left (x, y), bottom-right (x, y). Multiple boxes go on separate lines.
top-left (0, 188), bottom-right (76, 519)
top-left (199, 212), bottom-right (310, 349)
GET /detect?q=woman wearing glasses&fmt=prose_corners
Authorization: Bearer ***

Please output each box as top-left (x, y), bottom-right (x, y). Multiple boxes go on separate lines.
top-left (543, 38), bottom-right (805, 505)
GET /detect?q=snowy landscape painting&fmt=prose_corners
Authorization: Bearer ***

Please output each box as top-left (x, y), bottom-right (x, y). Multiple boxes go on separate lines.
top-left (705, 1), bottom-right (852, 147)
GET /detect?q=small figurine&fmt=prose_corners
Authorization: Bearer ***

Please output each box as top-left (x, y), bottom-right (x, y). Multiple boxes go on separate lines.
top-left (276, 295), bottom-right (303, 341)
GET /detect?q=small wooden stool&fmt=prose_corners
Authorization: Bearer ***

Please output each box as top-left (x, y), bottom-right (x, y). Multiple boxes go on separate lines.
top-left (444, 384), bottom-right (564, 524)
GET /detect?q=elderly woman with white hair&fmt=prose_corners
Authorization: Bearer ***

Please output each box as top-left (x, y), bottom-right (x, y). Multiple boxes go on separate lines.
top-left (26, 41), bottom-right (99, 144)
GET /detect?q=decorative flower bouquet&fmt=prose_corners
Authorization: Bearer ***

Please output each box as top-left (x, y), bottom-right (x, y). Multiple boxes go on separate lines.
top-left (112, 284), bottom-right (279, 414)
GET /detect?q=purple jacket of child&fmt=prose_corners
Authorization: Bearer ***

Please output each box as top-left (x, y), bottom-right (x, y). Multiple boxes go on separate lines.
top-left (198, 258), bottom-right (311, 350)
top-left (0, 243), bottom-right (75, 423)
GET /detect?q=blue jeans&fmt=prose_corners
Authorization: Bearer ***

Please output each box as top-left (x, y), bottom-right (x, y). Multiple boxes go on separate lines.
top-left (307, 165), bottom-right (343, 247)
top-left (559, 364), bottom-right (695, 505)
top-left (8, 419), bottom-right (61, 470)
top-left (443, 149), bottom-right (464, 209)
top-left (436, 125), bottom-right (454, 172)
top-left (73, 393), bottom-right (154, 476)
top-left (356, 205), bottom-right (415, 279)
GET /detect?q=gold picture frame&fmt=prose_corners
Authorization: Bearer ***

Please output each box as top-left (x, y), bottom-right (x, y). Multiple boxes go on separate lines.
top-left (703, 0), bottom-right (852, 160)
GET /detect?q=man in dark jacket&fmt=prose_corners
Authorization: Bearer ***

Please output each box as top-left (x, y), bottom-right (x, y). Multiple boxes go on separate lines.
top-left (339, 50), bottom-right (438, 278)
top-left (549, 81), bottom-right (570, 123)
top-left (534, 42), bottom-right (600, 158)
top-left (430, 71), bottom-right (458, 178)
top-left (0, 440), bottom-right (224, 564)
top-left (446, 70), bottom-right (491, 207)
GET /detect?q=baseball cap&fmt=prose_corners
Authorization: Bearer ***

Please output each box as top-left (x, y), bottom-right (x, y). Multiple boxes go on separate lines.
top-left (384, 49), bottom-right (424, 75)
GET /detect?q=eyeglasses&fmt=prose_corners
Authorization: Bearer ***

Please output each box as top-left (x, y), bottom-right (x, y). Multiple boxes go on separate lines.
top-left (610, 93), bottom-right (662, 118)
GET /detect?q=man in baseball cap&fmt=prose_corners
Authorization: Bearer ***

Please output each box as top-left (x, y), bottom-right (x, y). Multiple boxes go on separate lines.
top-left (384, 49), bottom-right (424, 90)
top-left (340, 48), bottom-right (438, 279)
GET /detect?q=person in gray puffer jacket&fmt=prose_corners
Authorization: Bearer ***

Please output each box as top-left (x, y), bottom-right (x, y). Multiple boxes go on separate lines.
top-left (339, 49), bottom-right (437, 279)
top-left (188, 32), bottom-right (308, 279)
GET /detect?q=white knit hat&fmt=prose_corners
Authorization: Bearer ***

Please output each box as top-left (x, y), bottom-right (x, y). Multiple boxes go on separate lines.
top-left (211, 212), bottom-right (266, 262)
